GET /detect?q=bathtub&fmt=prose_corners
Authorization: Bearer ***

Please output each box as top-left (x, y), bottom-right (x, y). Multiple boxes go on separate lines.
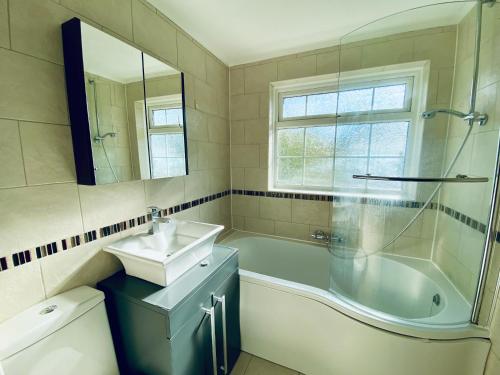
top-left (221, 231), bottom-right (490, 375)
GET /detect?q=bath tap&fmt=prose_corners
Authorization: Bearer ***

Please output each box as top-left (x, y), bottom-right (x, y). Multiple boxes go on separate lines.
top-left (311, 230), bottom-right (343, 244)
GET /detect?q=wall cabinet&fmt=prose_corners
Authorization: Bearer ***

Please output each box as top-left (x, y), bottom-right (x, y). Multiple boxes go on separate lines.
top-left (98, 246), bottom-right (240, 375)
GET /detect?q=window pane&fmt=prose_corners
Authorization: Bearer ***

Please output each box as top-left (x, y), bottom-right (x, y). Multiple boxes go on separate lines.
top-left (333, 157), bottom-right (368, 189)
top-left (305, 126), bottom-right (335, 156)
top-left (306, 93), bottom-right (337, 116)
top-left (277, 128), bottom-right (304, 156)
top-left (150, 134), bottom-right (166, 157)
top-left (371, 122), bottom-right (409, 157)
top-left (166, 133), bottom-right (185, 157)
top-left (335, 124), bottom-right (370, 157)
top-left (338, 88), bottom-right (373, 113)
top-left (152, 109), bottom-right (167, 126)
top-left (166, 108), bottom-right (184, 125)
top-left (277, 157), bottom-right (303, 185)
top-left (283, 96), bottom-right (306, 118)
top-left (373, 84), bottom-right (406, 110)
top-left (305, 158), bottom-right (333, 187)
top-left (167, 158), bottom-right (185, 176)
top-left (368, 158), bottom-right (404, 190)
top-left (152, 157), bottom-right (168, 178)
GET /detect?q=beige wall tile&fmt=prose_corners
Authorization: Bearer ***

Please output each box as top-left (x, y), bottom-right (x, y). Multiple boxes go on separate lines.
top-left (209, 168), bottom-right (230, 192)
top-left (317, 50), bottom-right (340, 75)
top-left (338, 46), bottom-right (362, 72)
top-left (260, 197), bottom-right (291, 221)
top-left (231, 145), bottom-right (260, 168)
top-left (230, 68), bottom-right (245, 95)
top-left (231, 94), bottom-right (260, 121)
top-left (208, 115), bottom-right (229, 144)
top-left (144, 176), bottom-right (185, 208)
top-left (206, 54), bottom-right (228, 93)
top-left (0, 119), bottom-right (26, 188)
top-left (184, 170), bottom-right (210, 201)
top-left (232, 215), bottom-right (245, 230)
top-left (177, 32), bottom-right (206, 80)
top-left (78, 180), bottom-right (146, 231)
top-left (245, 216), bottom-right (275, 235)
top-left (0, 262), bottom-right (46, 323)
top-left (275, 221), bottom-right (310, 241)
top-left (9, 0), bottom-right (74, 64)
top-left (20, 122), bottom-right (76, 185)
top-left (186, 108), bottom-right (209, 141)
top-left (132, 0), bottom-right (177, 65)
top-left (291, 200), bottom-right (330, 227)
top-left (195, 79), bottom-right (218, 115)
top-left (277, 55), bottom-right (316, 80)
top-left (244, 119), bottom-right (268, 144)
top-left (0, 183), bottom-right (83, 252)
top-left (361, 38), bottom-right (413, 68)
top-left (414, 30), bottom-right (457, 69)
top-left (231, 120), bottom-right (245, 145)
top-left (0, 0), bottom-right (8, 48)
top-left (40, 235), bottom-right (123, 297)
top-left (244, 168), bottom-right (268, 191)
top-left (231, 168), bottom-right (245, 189)
top-left (232, 195), bottom-right (259, 218)
top-left (244, 62), bottom-right (277, 94)
top-left (0, 49), bottom-right (69, 124)
top-left (61, 0), bottom-right (133, 39)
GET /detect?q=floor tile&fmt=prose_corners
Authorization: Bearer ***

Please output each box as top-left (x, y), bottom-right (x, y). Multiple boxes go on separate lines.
top-left (231, 351), bottom-right (252, 375)
top-left (244, 355), bottom-right (298, 375)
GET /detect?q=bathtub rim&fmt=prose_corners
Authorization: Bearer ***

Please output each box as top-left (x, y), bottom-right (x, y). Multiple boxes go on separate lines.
top-left (218, 230), bottom-right (489, 340)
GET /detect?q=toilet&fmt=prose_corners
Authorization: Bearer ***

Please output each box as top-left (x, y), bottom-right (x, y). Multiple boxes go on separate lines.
top-left (0, 286), bottom-right (119, 375)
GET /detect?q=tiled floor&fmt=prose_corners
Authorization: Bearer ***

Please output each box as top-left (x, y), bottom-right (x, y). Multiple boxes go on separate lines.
top-left (231, 352), bottom-right (303, 375)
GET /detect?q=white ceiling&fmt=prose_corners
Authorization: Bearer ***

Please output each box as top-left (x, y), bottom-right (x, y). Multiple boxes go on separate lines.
top-left (147, 0), bottom-right (475, 66)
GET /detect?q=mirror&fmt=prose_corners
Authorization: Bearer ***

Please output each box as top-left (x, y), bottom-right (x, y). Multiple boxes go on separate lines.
top-left (61, 18), bottom-right (188, 185)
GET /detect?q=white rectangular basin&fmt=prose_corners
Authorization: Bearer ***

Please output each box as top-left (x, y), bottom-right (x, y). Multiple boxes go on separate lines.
top-left (104, 220), bottom-right (224, 286)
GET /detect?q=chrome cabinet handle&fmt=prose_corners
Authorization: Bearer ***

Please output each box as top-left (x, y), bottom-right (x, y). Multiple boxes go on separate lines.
top-left (214, 294), bottom-right (228, 374)
top-left (202, 306), bottom-right (218, 375)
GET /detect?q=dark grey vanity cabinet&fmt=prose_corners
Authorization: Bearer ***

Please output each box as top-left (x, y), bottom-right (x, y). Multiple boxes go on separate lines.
top-left (98, 245), bottom-right (240, 375)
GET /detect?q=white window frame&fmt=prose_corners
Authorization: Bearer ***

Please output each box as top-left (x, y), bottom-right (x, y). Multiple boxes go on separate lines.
top-left (268, 61), bottom-right (430, 199)
top-left (145, 94), bottom-right (185, 178)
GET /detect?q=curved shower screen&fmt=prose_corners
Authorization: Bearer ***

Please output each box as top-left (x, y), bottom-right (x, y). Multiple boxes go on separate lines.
top-left (328, 0), bottom-right (497, 327)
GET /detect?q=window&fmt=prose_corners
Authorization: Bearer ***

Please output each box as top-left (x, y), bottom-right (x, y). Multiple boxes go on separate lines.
top-left (269, 62), bottom-right (429, 198)
top-left (147, 95), bottom-right (186, 178)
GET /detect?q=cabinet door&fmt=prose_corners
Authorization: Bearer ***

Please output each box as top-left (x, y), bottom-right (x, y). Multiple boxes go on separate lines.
top-left (171, 296), bottom-right (215, 375)
top-left (213, 272), bottom-right (241, 374)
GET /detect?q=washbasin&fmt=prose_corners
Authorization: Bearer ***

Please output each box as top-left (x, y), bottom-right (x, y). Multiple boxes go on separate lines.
top-left (104, 219), bottom-right (224, 286)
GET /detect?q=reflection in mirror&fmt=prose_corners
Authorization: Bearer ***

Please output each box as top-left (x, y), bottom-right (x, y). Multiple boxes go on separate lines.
top-left (142, 55), bottom-right (187, 179)
top-left (81, 22), bottom-right (143, 184)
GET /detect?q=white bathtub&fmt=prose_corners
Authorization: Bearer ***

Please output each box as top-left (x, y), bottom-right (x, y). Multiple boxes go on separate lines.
top-left (221, 231), bottom-right (490, 375)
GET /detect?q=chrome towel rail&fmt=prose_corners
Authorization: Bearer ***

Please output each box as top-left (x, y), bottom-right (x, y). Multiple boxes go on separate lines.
top-left (352, 174), bottom-right (489, 183)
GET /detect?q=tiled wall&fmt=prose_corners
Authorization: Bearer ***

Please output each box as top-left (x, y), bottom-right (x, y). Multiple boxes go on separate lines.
top-left (85, 72), bottom-right (134, 184)
top-left (433, 5), bottom-right (500, 307)
top-left (229, 25), bottom-right (457, 256)
top-left (0, 0), bottom-right (230, 323)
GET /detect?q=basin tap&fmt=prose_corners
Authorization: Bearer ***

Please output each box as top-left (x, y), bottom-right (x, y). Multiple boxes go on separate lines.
top-left (311, 230), bottom-right (343, 244)
top-left (148, 206), bottom-right (168, 235)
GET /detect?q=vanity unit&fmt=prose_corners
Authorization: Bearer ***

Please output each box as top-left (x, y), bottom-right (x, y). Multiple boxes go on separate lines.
top-left (98, 245), bottom-right (240, 375)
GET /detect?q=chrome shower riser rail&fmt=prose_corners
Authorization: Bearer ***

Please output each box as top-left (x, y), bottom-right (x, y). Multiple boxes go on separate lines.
top-left (352, 174), bottom-right (489, 183)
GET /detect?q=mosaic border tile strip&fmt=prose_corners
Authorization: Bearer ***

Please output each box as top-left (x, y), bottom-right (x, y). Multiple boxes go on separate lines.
top-left (231, 189), bottom-right (490, 238)
top-left (0, 190), bottom-right (231, 273)
top-left (0, 187), bottom-right (492, 272)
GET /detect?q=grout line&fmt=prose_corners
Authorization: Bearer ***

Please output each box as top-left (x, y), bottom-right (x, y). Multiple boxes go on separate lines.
top-left (6, 0), bottom-right (11, 50)
top-left (15, 120), bottom-right (28, 187)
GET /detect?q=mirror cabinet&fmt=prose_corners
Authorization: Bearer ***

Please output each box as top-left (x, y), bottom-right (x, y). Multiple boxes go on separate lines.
top-left (62, 18), bottom-right (188, 185)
